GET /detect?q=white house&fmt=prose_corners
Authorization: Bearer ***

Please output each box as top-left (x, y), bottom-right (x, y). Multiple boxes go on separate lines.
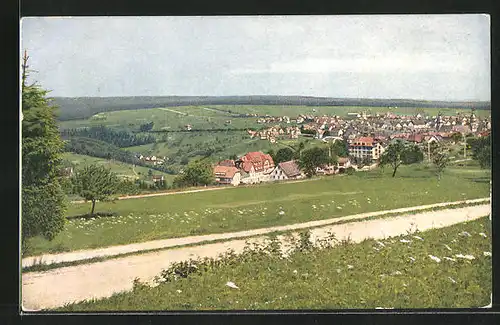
top-left (269, 160), bottom-right (303, 181)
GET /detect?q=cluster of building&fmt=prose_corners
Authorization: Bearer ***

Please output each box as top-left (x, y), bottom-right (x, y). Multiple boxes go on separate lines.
top-left (247, 126), bottom-right (301, 143)
top-left (135, 154), bottom-right (167, 166)
top-left (213, 151), bottom-right (355, 186)
top-left (249, 109), bottom-right (491, 149)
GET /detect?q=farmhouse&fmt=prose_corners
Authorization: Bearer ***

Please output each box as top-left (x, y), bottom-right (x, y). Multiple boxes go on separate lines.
top-left (236, 151), bottom-right (275, 184)
top-left (152, 175), bottom-right (165, 184)
top-left (336, 157), bottom-right (352, 173)
top-left (270, 160), bottom-right (303, 181)
top-left (214, 165), bottom-right (241, 186)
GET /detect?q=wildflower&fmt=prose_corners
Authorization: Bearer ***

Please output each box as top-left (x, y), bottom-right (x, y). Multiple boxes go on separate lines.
top-left (459, 231), bottom-right (471, 237)
top-left (413, 236), bottom-right (424, 241)
top-left (278, 211), bottom-right (285, 215)
top-left (376, 241), bottom-right (385, 247)
top-left (400, 239), bottom-right (411, 243)
top-left (448, 277), bottom-right (457, 284)
top-left (391, 271), bottom-right (402, 276)
top-left (312, 205), bottom-right (317, 209)
top-left (347, 265), bottom-right (354, 269)
top-left (336, 269), bottom-right (341, 273)
top-left (226, 281), bottom-right (239, 289)
top-left (408, 257), bottom-right (415, 262)
top-left (337, 206), bottom-right (342, 210)
top-left (444, 257), bottom-right (456, 262)
top-left (444, 244), bottom-right (452, 251)
top-left (238, 210), bottom-right (243, 214)
top-left (176, 289), bottom-right (182, 293)
top-left (293, 270), bottom-right (298, 274)
top-left (455, 254), bottom-right (475, 260)
top-left (428, 255), bottom-right (441, 263)
top-left (483, 252), bottom-right (492, 257)
top-left (373, 247), bottom-right (380, 251)
top-left (479, 233), bottom-right (487, 238)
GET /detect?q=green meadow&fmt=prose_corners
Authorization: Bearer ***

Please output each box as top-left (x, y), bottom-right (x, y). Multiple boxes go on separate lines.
top-left (62, 152), bottom-right (176, 183)
top-left (58, 216), bottom-right (492, 310)
top-left (24, 163), bottom-right (490, 256)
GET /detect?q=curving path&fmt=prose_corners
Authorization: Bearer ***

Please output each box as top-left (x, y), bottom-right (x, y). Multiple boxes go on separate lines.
top-left (23, 198), bottom-right (489, 267)
top-left (22, 202), bottom-right (490, 310)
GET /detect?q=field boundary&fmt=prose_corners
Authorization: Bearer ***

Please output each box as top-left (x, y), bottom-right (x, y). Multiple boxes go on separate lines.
top-left (22, 197), bottom-right (490, 269)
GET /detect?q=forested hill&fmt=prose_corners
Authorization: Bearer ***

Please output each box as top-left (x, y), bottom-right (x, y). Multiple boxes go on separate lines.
top-left (51, 96), bottom-right (491, 121)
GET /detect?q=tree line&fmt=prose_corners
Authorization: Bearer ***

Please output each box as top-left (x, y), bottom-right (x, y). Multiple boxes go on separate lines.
top-left (61, 125), bottom-right (156, 148)
top-left (64, 137), bottom-right (177, 175)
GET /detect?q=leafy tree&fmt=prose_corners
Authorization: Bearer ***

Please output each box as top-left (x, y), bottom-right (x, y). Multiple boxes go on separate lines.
top-left (173, 159), bottom-right (214, 187)
top-left (401, 143), bottom-right (424, 165)
top-left (298, 147), bottom-right (335, 178)
top-left (274, 148), bottom-right (295, 164)
top-left (73, 164), bottom-right (119, 215)
top-left (148, 169), bottom-right (153, 177)
top-left (431, 145), bottom-right (450, 180)
top-left (330, 140), bottom-right (349, 157)
top-left (21, 51), bottom-right (66, 250)
top-left (450, 132), bottom-right (463, 143)
top-left (266, 149), bottom-right (276, 163)
top-left (139, 121), bottom-right (154, 132)
top-left (469, 135), bottom-right (491, 169)
top-left (379, 140), bottom-right (424, 177)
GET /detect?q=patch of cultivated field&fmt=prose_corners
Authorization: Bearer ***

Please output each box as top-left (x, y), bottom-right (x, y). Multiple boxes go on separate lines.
top-left (57, 216), bottom-right (492, 310)
top-left (58, 105), bottom-right (490, 131)
top-left (62, 152), bottom-right (175, 182)
top-left (59, 106), bottom-right (264, 131)
top-left (24, 164), bottom-right (490, 256)
top-left (207, 105), bottom-right (492, 118)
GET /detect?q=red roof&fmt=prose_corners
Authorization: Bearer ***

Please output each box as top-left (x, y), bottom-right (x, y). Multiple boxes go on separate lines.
top-left (214, 166), bottom-right (240, 179)
top-left (278, 160), bottom-right (301, 177)
top-left (239, 151), bottom-right (275, 172)
top-left (407, 134), bottom-right (423, 143)
top-left (357, 136), bottom-right (374, 144)
top-left (350, 136), bottom-right (375, 147)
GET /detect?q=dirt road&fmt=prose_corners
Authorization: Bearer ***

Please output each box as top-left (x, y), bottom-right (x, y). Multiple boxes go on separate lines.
top-left (22, 203), bottom-right (490, 310)
top-left (70, 178), bottom-right (322, 204)
top-left (23, 198), bottom-right (489, 267)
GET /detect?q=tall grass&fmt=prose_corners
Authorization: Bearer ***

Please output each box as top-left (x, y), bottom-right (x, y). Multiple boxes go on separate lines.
top-left (57, 216), bottom-right (492, 311)
top-left (24, 164), bottom-right (490, 256)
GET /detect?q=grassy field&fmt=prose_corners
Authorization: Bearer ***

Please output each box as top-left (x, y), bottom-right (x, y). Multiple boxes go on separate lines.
top-left (59, 105), bottom-right (491, 131)
top-left (207, 104), bottom-right (492, 118)
top-left (59, 106), bottom-right (264, 131)
top-left (24, 163), bottom-right (490, 256)
top-left (62, 152), bottom-right (176, 183)
top-left (57, 216), bottom-right (492, 311)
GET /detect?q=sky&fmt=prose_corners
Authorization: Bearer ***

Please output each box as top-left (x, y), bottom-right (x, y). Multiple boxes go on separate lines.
top-left (21, 15), bottom-right (490, 101)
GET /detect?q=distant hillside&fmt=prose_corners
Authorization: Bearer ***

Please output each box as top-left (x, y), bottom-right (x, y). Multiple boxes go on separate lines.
top-left (51, 96), bottom-right (491, 121)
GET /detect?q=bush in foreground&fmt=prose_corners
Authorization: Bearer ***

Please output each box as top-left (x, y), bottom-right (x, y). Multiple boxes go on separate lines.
top-left (58, 217), bottom-right (491, 311)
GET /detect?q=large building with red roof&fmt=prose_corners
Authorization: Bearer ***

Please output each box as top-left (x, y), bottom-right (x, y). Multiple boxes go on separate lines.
top-left (213, 151), bottom-right (275, 185)
top-left (348, 136), bottom-right (385, 161)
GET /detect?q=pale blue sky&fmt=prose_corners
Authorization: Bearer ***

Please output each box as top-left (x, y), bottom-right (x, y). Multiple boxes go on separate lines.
top-left (21, 15), bottom-right (490, 101)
